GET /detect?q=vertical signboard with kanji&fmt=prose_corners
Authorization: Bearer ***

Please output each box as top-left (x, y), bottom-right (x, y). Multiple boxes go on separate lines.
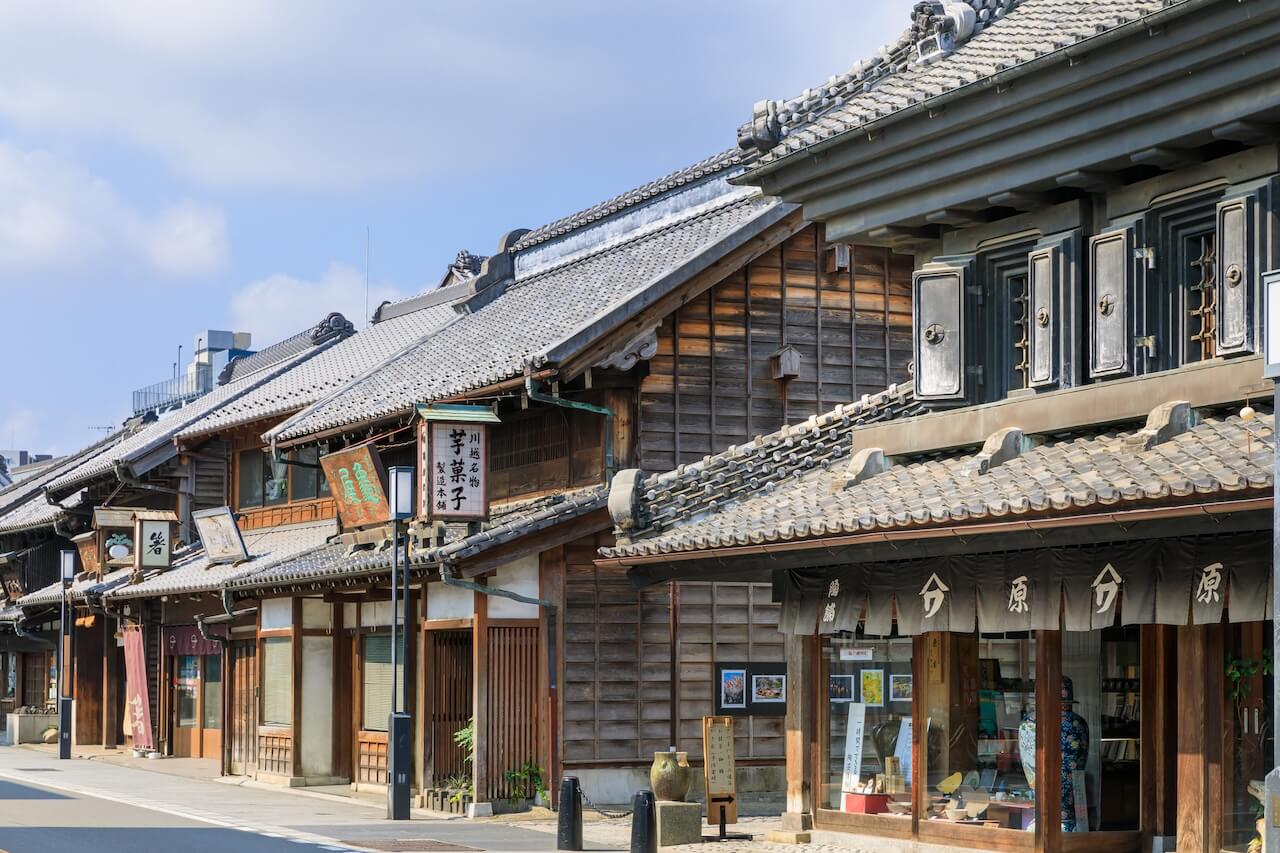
top-left (702, 716), bottom-right (738, 826)
top-left (421, 421), bottom-right (488, 520)
top-left (319, 444), bottom-right (391, 528)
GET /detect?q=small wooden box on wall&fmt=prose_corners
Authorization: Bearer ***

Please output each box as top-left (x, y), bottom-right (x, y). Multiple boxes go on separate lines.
top-left (770, 344), bottom-right (802, 381)
top-left (92, 506), bottom-right (148, 576)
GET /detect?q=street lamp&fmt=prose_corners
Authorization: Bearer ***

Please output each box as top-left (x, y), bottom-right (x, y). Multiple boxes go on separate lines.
top-left (58, 549), bottom-right (75, 760)
top-left (386, 465), bottom-right (414, 820)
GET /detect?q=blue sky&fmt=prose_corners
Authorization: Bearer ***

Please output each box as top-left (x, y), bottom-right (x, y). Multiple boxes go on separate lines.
top-left (0, 1), bottom-right (914, 456)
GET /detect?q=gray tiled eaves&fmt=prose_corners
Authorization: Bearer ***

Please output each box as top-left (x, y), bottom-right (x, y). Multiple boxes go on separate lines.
top-left (229, 486), bottom-right (607, 593)
top-left (0, 489), bottom-right (85, 536)
top-left (179, 297), bottom-right (464, 441)
top-left (269, 192), bottom-right (781, 444)
top-left (105, 519), bottom-right (337, 599)
top-left (604, 410), bottom-right (1272, 559)
top-left (742, 0), bottom-right (1171, 172)
top-left (20, 567), bottom-right (134, 608)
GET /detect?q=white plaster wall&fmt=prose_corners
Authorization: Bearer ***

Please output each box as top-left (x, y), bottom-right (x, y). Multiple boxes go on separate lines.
top-left (300, 636), bottom-right (333, 778)
top-left (486, 554), bottom-right (540, 620)
top-left (426, 580), bottom-right (474, 620)
top-left (301, 598), bottom-right (331, 630)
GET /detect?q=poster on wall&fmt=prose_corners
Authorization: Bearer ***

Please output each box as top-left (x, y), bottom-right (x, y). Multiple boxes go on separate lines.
top-left (720, 669), bottom-right (746, 709)
top-left (840, 702), bottom-right (867, 793)
top-left (860, 669), bottom-right (885, 707)
top-left (714, 661), bottom-right (788, 716)
top-left (829, 675), bottom-right (854, 702)
top-left (889, 674), bottom-right (913, 703)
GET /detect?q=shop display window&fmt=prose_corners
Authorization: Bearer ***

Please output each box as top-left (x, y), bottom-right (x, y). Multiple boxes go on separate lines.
top-left (824, 633), bottom-right (913, 820)
top-left (176, 655), bottom-right (199, 728)
top-left (921, 633), bottom-right (1036, 829)
top-left (1224, 620), bottom-right (1273, 850)
top-left (1061, 626), bottom-right (1141, 832)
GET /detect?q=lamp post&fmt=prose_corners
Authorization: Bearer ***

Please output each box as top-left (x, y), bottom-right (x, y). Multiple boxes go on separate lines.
top-left (386, 465), bottom-right (414, 820)
top-left (58, 549), bottom-right (75, 760)
top-left (1263, 268), bottom-right (1280, 851)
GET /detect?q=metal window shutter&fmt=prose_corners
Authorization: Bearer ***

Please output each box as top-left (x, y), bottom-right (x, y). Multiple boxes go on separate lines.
top-left (1088, 226), bottom-right (1136, 378)
top-left (912, 264), bottom-right (967, 401)
top-left (362, 634), bottom-right (400, 732)
top-left (1215, 191), bottom-right (1259, 355)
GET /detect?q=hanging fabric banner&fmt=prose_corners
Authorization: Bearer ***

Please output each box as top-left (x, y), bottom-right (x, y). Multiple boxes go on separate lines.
top-left (778, 531), bottom-right (1268, 636)
top-left (123, 627), bottom-right (154, 751)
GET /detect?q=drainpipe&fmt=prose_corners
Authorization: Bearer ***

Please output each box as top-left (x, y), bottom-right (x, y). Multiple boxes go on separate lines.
top-left (524, 376), bottom-right (616, 480)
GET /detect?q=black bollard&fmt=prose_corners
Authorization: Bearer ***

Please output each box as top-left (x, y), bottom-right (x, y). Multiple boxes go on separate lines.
top-left (630, 788), bottom-right (656, 853)
top-left (557, 776), bottom-right (583, 851)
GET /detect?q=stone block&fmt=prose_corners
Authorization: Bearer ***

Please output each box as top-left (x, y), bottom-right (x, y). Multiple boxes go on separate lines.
top-left (765, 831), bottom-right (811, 844)
top-left (655, 800), bottom-right (702, 847)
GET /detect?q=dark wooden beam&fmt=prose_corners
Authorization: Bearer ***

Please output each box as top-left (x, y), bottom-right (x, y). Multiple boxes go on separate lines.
top-left (987, 190), bottom-right (1054, 210)
top-left (1211, 120), bottom-right (1278, 144)
top-left (865, 225), bottom-right (936, 245)
top-left (1055, 169), bottom-right (1112, 190)
top-left (924, 208), bottom-right (982, 226)
top-left (1130, 146), bottom-right (1197, 169)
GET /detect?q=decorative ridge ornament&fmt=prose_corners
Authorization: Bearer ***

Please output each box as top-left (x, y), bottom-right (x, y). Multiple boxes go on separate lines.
top-left (309, 312), bottom-right (355, 345)
top-left (912, 2), bottom-right (977, 63)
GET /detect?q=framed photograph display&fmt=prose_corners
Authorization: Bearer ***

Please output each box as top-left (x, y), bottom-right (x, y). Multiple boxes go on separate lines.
top-left (829, 675), bottom-right (854, 703)
top-left (889, 674), bottom-right (913, 703)
top-left (714, 661), bottom-right (787, 716)
top-left (860, 669), bottom-right (885, 707)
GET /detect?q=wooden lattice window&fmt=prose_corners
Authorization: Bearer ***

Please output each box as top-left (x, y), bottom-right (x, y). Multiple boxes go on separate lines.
top-left (490, 410), bottom-right (568, 472)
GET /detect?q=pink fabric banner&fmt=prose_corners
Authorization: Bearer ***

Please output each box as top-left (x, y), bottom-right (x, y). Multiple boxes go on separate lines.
top-left (124, 627), bottom-right (154, 751)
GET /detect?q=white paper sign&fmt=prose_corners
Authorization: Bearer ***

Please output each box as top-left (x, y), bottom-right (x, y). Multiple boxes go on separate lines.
top-left (894, 717), bottom-right (913, 784)
top-left (427, 423), bottom-right (487, 519)
top-left (138, 520), bottom-right (170, 568)
top-left (839, 648), bottom-right (874, 661)
top-left (841, 702), bottom-right (866, 794)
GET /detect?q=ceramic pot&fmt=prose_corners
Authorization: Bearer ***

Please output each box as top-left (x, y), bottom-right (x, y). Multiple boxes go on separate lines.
top-left (650, 750), bottom-right (692, 802)
top-left (1016, 677), bottom-right (1090, 831)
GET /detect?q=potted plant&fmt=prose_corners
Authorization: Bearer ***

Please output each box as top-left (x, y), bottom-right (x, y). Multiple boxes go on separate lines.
top-left (499, 762), bottom-right (546, 814)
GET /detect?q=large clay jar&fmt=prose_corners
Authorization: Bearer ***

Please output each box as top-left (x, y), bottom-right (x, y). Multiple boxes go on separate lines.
top-left (650, 750), bottom-right (692, 802)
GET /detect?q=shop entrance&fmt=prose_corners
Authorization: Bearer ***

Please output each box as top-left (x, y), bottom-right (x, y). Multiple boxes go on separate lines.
top-left (424, 628), bottom-right (473, 789)
top-left (171, 653), bottom-right (222, 758)
top-left (1223, 620), bottom-right (1273, 851)
top-left (228, 639), bottom-right (257, 775)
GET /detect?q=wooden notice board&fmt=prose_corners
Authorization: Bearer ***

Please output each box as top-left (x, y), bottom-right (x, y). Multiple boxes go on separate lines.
top-left (702, 716), bottom-right (738, 825)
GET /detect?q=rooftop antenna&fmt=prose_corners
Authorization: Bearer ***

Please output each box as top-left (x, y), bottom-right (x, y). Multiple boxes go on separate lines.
top-left (364, 225), bottom-right (371, 329)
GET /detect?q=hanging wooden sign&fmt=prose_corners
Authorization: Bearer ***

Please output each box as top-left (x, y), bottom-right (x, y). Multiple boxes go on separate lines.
top-left (132, 510), bottom-right (177, 571)
top-left (192, 506), bottom-right (250, 564)
top-left (320, 444), bottom-right (391, 529)
top-left (420, 421), bottom-right (489, 521)
top-left (702, 716), bottom-right (738, 826)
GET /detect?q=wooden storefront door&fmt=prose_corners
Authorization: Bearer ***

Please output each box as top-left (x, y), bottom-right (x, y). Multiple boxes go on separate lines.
top-left (228, 640), bottom-right (257, 775)
top-left (171, 654), bottom-right (223, 759)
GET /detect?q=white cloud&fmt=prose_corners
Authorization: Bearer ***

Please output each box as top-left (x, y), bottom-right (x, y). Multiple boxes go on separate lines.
top-left (0, 1), bottom-right (916, 192)
top-left (229, 263), bottom-right (409, 347)
top-left (0, 142), bottom-right (228, 279)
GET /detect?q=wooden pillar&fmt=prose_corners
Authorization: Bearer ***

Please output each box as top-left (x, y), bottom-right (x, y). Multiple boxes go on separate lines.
top-left (539, 547), bottom-right (565, 804)
top-left (603, 388), bottom-right (636, 471)
top-left (1035, 630), bottom-right (1063, 853)
top-left (1176, 623), bottom-right (1212, 853)
top-left (102, 621), bottom-right (120, 749)
top-left (472, 580), bottom-right (489, 804)
top-left (290, 597), bottom-right (303, 780)
top-left (911, 634), bottom-right (927, 839)
top-left (782, 632), bottom-right (815, 831)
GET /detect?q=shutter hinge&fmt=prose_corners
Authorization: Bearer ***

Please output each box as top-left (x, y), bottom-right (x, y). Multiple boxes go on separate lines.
top-left (1133, 246), bottom-right (1156, 269)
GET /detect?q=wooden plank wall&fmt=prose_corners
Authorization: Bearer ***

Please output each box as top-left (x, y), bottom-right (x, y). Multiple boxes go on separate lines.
top-left (640, 227), bottom-right (913, 472)
top-left (562, 532), bottom-right (783, 764)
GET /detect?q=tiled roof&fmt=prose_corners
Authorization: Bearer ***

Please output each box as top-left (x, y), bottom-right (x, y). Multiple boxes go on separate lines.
top-left (179, 296), bottom-right (464, 441)
top-left (105, 519), bottom-right (337, 599)
top-left (269, 190), bottom-right (785, 444)
top-left (511, 149), bottom-right (744, 251)
top-left (740, 0), bottom-right (1170, 172)
top-left (216, 314), bottom-right (351, 385)
top-left (46, 316), bottom-right (349, 497)
top-left (20, 567), bottom-right (134, 608)
top-left (0, 489), bottom-right (85, 535)
top-left (604, 409), bottom-right (1272, 559)
top-left (229, 486), bottom-right (608, 593)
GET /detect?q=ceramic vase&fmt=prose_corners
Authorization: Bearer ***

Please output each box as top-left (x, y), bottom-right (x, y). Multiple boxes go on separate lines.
top-left (1016, 677), bottom-right (1090, 831)
top-left (650, 750), bottom-right (693, 802)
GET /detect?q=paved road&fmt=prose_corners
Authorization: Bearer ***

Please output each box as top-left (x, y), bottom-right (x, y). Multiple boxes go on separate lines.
top-left (0, 747), bottom-right (618, 853)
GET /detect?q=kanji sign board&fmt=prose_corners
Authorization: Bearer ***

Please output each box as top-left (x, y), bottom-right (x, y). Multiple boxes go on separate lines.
top-left (421, 421), bottom-right (488, 520)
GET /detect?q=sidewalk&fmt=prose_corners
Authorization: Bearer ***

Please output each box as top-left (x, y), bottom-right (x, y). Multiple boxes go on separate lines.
top-left (0, 743), bottom-right (819, 853)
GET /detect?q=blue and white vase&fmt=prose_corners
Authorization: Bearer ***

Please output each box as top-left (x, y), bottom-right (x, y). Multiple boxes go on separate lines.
top-left (1017, 677), bottom-right (1090, 831)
